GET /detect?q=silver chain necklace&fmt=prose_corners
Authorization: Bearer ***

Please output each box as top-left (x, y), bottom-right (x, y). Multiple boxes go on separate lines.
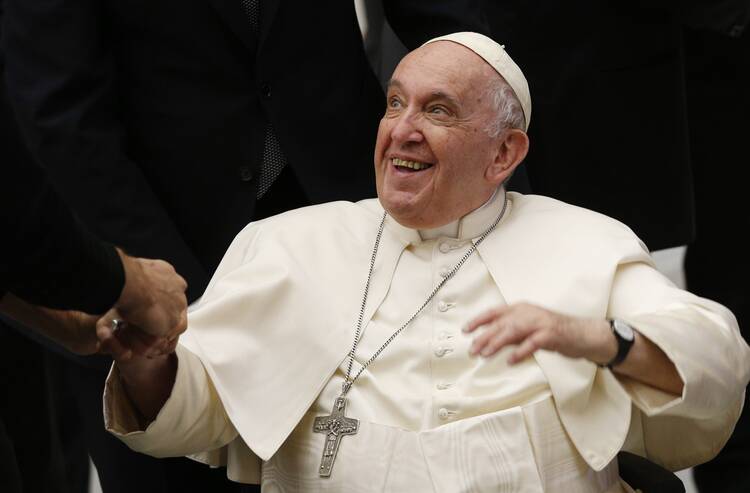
top-left (312, 193), bottom-right (509, 477)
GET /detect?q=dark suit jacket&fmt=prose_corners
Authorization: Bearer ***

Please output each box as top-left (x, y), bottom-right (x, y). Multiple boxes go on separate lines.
top-left (1, 29), bottom-right (122, 312)
top-left (486, 1), bottom-right (700, 250)
top-left (3, 0), bottom-right (486, 301)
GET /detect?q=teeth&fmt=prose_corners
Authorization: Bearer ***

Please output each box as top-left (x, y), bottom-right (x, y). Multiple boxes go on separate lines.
top-left (393, 158), bottom-right (432, 170)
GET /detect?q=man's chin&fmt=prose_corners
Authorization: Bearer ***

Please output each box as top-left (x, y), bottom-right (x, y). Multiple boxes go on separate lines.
top-left (378, 195), bottom-right (422, 227)
top-left (379, 198), bottom-right (444, 230)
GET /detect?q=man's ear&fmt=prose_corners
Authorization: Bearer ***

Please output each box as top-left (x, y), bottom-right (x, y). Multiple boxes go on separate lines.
top-left (485, 129), bottom-right (529, 185)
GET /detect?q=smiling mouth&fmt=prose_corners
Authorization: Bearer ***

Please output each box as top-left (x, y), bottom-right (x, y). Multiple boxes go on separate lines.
top-left (392, 157), bottom-right (434, 172)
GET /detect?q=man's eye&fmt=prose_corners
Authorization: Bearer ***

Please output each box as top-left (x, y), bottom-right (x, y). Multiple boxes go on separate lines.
top-left (387, 97), bottom-right (403, 109)
top-left (428, 105), bottom-right (449, 115)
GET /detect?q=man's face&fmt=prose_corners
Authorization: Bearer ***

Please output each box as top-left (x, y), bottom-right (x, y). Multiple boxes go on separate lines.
top-left (374, 42), bottom-right (503, 229)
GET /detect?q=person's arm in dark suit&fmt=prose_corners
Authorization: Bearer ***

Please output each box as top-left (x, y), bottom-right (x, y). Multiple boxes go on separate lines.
top-left (0, 120), bottom-right (189, 352)
top-left (2, 0), bottom-right (208, 301)
top-left (0, 170), bottom-right (124, 314)
top-left (0, 50), bottom-right (124, 312)
top-left (0, 183), bottom-right (123, 314)
top-left (0, 158), bottom-right (188, 354)
top-left (1, 51), bottom-right (187, 352)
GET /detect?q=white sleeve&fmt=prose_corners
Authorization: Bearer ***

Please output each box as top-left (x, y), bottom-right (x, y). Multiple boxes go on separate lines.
top-left (104, 343), bottom-right (238, 458)
top-left (608, 260), bottom-right (750, 469)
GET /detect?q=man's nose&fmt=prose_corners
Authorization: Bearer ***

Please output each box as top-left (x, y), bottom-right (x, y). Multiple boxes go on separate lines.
top-left (390, 113), bottom-right (424, 145)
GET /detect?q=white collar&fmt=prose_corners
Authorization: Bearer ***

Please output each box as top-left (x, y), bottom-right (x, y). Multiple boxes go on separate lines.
top-left (419, 188), bottom-right (504, 241)
top-left (383, 187), bottom-right (508, 246)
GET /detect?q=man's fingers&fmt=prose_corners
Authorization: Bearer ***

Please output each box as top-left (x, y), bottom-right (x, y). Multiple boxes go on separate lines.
top-left (464, 306), bottom-right (510, 334)
top-left (117, 326), bottom-right (168, 358)
top-left (173, 308), bottom-right (188, 337)
top-left (160, 336), bottom-right (180, 356)
top-left (469, 318), bottom-right (523, 356)
top-left (468, 321), bottom-right (501, 355)
top-left (98, 327), bottom-right (133, 362)
top-left (465, 303), bottom-right (577, 362)
top-left (475, 322), bottom-right (534, 358)
top-left (176, 272), bottom-right (188, 293)
top-left (117, 256), bottom-right (188, 337)
top-left (509, 331), bottom-right (550, 364)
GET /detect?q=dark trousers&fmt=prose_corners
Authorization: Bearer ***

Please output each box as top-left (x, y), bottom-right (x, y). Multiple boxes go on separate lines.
top-left (0, 321), bottom-right (69, 493)
top-left (0, 417), bottom-right (23, 493)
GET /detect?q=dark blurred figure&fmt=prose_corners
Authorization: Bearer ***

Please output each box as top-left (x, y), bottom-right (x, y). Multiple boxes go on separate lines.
top-left (2, 10), bottom-right (104, 488)
top-left (485, 1), bottom-right (704, 251)
top-left (1, 1), bottom-right (487, 491)
top-left (2, 52), bottom-right (187, 493)
top-left (685, 24), bottom-right (750, 493)
top-left (484, 0), bottom-right (750, 488)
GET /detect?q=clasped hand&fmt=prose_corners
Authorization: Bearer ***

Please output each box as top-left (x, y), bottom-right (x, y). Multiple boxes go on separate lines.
top-left (96, 252), bottom-right (188, 361)
top-left (96, 308), bottom-right (184, 362)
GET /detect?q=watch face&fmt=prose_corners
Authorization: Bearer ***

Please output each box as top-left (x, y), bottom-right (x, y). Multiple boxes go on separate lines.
top-left (613, 319), bottom-right (635, 341)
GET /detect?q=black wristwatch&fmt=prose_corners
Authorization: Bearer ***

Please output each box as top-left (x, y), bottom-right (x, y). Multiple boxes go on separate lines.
top-left (600, 319), bottom-right (636, 368)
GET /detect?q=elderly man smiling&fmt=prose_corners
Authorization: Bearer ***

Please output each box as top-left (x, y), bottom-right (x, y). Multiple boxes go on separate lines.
top-left (100, 33), bottom-right (750, 492)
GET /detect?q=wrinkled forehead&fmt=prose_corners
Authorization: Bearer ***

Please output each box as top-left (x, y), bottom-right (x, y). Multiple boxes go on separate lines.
top-left (398, 41), bottom-right (495, 78)
top-left (390, 42), bottom-right (498, 98)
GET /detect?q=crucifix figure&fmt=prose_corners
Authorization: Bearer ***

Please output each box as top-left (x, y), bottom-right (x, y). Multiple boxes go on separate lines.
top-left (313, 396), bottom-right (359, 477)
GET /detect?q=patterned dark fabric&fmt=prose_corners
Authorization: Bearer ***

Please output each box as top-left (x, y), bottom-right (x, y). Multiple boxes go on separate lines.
top-left (239, 0), bottom-right (287, 198)
top-left (257, 124), bottom-right (287, 198)
top-left (240, 0), bottom-right (258, 30)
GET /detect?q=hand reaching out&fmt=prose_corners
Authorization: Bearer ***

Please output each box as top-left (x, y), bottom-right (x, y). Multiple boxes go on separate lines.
top-left (0, 293), bottom-right (99, 354)
top-left (0, 249), bottom-right (187, 358)
top-left (464, 302), bottom-right (616, 365)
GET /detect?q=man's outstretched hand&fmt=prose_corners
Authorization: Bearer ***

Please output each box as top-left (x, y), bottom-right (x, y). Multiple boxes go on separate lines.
top-left (0, 250), bottom-right (186, 358)
top-left (464, 302), bottom-right (616, 365)
top-left (464, 302), bottom-right (684, 395)
top-left (0, 293), bottom-right (100, 354)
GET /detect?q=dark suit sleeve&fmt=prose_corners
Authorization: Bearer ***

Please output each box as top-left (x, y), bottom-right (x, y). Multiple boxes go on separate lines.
top-left (2, 0), bottom-right (208, 301)
top-left (1, 73), bottom-right (124, 312)
top-left (0, 167), bottom-right (125, 314)
top-left (383, 0), bottom-right (490, 48)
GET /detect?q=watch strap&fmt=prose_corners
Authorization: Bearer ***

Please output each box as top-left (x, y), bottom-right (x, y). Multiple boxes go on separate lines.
top-left (600, 319), bottom-right (635, 369)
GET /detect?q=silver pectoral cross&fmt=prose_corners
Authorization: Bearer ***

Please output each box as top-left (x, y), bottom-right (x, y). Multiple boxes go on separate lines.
top-left (313, 396), bottom-right (359, 477)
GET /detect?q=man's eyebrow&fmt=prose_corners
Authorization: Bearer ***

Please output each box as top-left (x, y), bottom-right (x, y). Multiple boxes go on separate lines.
top-left (386, 78), bottom-right (403, 91)
top-left (386, 79), bottom-right (460, 107)
top-left (428, 91), bottom-right (460, 108)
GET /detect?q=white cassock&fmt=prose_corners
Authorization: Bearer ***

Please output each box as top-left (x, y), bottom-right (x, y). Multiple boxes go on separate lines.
top-left (105, 190), bottom-right (750, 492)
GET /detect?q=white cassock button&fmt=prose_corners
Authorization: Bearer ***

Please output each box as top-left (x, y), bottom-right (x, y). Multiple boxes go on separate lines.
top-left (438, 331), bottom-right (453, 340)
top-left (434, 347), bottom-right (453, 357)
top-left (439, 242), bottom-right (451, 254)
top-left (439, 266), bottom-right (451, 278)
top-left (438, 408), bottom-right (450, 420)
top-left (436, 382), bottom-right (452, 390)
top-left (437, 301), bottom-right (449, 312)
